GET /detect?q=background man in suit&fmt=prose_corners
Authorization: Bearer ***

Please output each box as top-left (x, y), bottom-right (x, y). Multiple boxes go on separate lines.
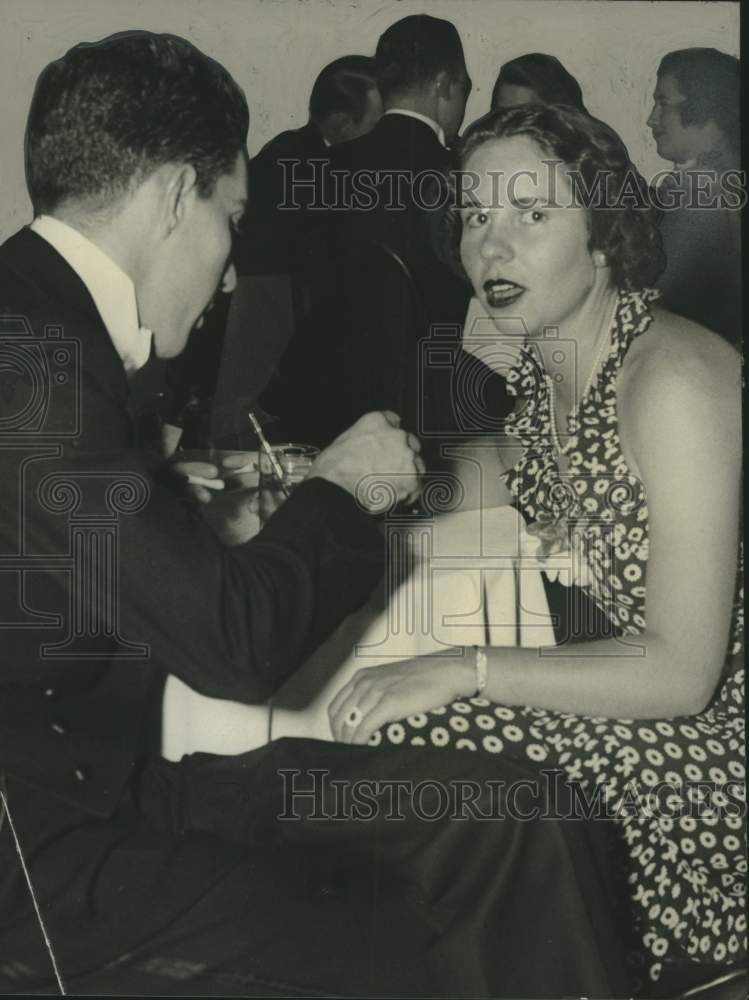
top-left (323, 15), bottom-right (509, 467)
top-left (237, 54), bottom-right (382, 277)
top-left (0, 29), bottom-right (632, 998)
top-left (647, 48), bottom-right (741, 346)
top-left (232, 56), bottom-right (382, 447)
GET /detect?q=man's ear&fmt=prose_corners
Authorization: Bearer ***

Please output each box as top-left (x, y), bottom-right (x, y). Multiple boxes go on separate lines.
top-left (434, 70), bottom-right (452, 99)
top-left (163, 162), bottom-right (198, 237)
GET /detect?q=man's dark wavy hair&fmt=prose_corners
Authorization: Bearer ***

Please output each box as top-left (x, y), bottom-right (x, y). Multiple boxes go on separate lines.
top-left (447, 105), bottom-right (664, 290)
top-left (26, 31), bottom-right (249, 215)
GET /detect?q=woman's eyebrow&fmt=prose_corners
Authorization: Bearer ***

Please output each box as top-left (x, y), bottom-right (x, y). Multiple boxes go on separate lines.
top-left (508, 193), bottom-right (539, 210)
top-left (458, 191), bottom-right (484, 211)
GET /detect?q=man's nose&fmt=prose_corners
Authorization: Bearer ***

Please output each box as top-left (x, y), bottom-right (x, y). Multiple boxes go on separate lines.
top-left (646, 105), bottom-right (659, 129)
top-left (220, 261), bottom-right (237, 294)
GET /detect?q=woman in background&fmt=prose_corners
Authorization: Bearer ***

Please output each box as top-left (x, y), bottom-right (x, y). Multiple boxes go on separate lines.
top-left (647, 47), bottom-right (741, 347)
top-left (329, 105), bottom-right (745, 994)
top-left (491, 52), bottom-right (587, 111)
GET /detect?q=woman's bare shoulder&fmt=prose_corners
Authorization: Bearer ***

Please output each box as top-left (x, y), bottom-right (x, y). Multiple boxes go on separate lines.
top-left (620, 306), bottom-right (741, 408)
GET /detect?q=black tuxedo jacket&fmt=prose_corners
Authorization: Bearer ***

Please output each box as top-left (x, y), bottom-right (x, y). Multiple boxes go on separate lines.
top-left (0, 227), bottom-right (384, 817)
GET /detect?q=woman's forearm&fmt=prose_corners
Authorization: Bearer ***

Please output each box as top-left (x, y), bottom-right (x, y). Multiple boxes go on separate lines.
top-left (472, 632), bottom-right (720, 720)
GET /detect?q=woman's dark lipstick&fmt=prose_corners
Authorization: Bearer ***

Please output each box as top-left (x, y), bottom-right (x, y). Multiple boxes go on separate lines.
top-left (484, 278), bottom-right (526, 309)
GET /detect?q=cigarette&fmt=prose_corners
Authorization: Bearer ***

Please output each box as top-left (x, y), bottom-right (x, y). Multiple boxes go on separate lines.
top-left (186, 474), bottom-right (225, 490)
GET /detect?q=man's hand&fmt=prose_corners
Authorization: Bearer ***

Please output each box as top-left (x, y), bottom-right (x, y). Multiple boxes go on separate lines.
top-left (169, 452), bottom-right (254, 503)
top-left (169, 453), bottom-right (259, 545)
top-left (309, 411), bottom-right (425, 512)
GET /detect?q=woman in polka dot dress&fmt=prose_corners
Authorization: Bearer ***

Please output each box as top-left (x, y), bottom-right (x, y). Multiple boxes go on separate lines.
top-left (328, 106), bottom-right (745, 989)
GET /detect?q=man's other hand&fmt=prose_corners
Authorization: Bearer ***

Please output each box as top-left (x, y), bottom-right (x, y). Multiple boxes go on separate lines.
top-left (309, 411), bottom-right (425, 512)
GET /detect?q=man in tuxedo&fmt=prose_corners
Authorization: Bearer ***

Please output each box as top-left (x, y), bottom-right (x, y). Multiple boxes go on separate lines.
top-left (0, 31), bottom-right (632, 998)
top-left (647, 48), bottom-right (741, 347)
top-left (324, 15), bottom-right (509, 467)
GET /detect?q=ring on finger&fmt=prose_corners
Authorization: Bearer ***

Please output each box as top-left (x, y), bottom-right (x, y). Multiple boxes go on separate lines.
top-left (345, 706), bottom-right (363, 728)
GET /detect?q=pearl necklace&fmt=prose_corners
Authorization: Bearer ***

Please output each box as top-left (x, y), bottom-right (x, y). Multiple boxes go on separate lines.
top-left (548, 294), bottom-right (619, 456)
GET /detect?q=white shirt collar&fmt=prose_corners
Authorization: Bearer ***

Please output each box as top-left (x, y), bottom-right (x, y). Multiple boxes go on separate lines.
top-left (30, 215), bottom-right (153, 373)
top-left (383, 108), bottom-right (446, 148)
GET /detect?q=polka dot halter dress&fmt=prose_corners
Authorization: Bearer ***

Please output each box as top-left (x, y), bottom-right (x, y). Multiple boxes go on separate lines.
top-left (376, 289), bottom-right (746, 985)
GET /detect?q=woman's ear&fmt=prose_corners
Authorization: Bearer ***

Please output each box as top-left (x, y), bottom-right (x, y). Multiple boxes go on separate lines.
top-left (592, 249), bottom-right (608, 268)
top-left (163, 162), bottom-right (198, 237)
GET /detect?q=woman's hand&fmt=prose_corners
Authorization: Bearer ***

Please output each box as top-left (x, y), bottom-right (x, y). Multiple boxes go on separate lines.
top-left (327, 649), bottom-right (474, 745)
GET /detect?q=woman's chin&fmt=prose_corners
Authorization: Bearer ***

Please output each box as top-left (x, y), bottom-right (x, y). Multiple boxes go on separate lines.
top-left (488, 314), bottom-right (534, 340)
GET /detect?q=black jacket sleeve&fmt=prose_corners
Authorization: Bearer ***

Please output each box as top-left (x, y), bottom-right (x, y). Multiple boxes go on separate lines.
top-left (115, 470), bottom-right (384, 703)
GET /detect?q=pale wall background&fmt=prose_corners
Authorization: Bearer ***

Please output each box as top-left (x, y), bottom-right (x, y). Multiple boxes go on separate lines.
top-left (0, 0), bottom-right (739, 241)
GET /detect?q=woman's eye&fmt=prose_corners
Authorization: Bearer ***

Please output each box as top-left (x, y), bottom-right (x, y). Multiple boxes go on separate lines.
top-left (520, 209), bottom-right (546, 225)
top-left (464, 210), bottom-right (488, 229)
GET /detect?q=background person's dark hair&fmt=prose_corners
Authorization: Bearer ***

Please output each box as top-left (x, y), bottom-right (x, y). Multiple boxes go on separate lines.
top-left (375, 14), bottom-right (464, 102)
top-left (309, 55), bottom-right (378, 126)
top-left (26, 31), bottom-right (249, 216)
top-left (491, 53), bottom-right (587, 112)
top-left (448, 105), bottom-right (664, 290)
top-left (657, 48), bottom-right (739, 147)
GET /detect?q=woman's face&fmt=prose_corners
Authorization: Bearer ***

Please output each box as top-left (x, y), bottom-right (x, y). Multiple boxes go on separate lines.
top-left (493, 83), bottom-right (539, 110)
top-left (460, 135), bottom-right (602, 339)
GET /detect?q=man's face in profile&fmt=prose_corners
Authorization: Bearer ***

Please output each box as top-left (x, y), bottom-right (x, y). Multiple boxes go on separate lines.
top-left (442, 64), bottom-right (472, 145)
top-left (146, 153), bottom-right (248, 358)
top-left (647, 73), bottom-right (704, 165)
